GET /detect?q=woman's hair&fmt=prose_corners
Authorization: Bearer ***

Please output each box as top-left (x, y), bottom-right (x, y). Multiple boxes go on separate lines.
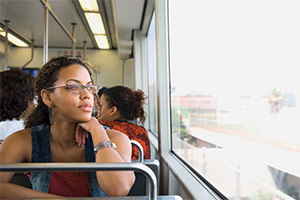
top-left (97, 87), bottom-right (108, 98)
top-left (103, 86), bottom-right (146, 124)
top-left (24, 56), bottom-right (92, 128)
top-left (0, 69), bottom-right (34, 122)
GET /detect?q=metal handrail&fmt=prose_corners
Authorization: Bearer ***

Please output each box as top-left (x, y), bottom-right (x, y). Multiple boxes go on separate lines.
top-left (39, 0), bottom-right (75, 43)
top-left (39, 0), bottom-right (77, 62)
top-left (130, 140), bottom-right (144, 162)
top-left (22, 39), bottom-right (35, 69)
top-left (0, 162), bottom-right (157, 200)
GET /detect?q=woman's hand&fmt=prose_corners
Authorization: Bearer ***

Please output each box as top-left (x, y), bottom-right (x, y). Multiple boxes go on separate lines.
top-left (75, 125), bottom-right (88, 146)
top-left (75, 117), bottom-right (106, 146)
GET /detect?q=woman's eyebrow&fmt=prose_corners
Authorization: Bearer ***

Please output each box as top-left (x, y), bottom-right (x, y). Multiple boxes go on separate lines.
top-left (65, 79), bottom-right (93, 84)
top-left (66, 79), bottom-right (80, 83)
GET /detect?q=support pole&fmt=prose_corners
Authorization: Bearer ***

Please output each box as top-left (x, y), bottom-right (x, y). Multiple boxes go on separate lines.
top-left (71, 23), bottom-right (77, 58)
top-left (4, 20), bottom-right (9, 70)
top-left (22, 39), bottom-right (35, 69)
top-left (83, 41), bottom-right (87, 60)
top-left (39, 0), bottom-right (75, 43)
top-left (43, 0), bottom-right (49, 64)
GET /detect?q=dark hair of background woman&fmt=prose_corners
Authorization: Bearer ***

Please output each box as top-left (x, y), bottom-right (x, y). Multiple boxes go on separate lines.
top-left (0, 69), bottom-right (34, 122)
top-left (24, 56), bottom-right (92, 128)
top-left (102, 86), bottom-right (146, 124)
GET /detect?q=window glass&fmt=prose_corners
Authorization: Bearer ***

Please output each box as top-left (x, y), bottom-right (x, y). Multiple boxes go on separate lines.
top-left (147, 12), bottom-right (158, 134)
top-left (169, 0), bottom-right (300, 199)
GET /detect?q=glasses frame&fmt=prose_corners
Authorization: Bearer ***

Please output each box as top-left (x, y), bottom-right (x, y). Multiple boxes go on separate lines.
top-left (47, 83), bottom-right (98, 94)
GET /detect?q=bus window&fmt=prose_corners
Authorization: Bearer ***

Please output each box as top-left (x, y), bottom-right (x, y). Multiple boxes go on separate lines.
top-left (168, 0), bottom-right (300, 199)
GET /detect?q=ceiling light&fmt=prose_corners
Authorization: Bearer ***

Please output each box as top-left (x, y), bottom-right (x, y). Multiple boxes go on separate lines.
top-left (85, 13), bottom-right (106, 34)
top-left (78, 0), bottom-right (98, 11)
top-left (94, 35), bottom-right (109, 49)
top-left (0, 27), bottom-right (28, 47)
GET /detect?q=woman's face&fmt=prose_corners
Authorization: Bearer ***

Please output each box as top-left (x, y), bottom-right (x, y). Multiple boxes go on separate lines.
top-left (50, 64), bottom-right (94, 123)
top-left (98, 94), bottom-right (115, 121)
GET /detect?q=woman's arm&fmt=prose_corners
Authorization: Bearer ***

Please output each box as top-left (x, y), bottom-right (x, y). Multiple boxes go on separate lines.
top-left (0, 129), bottom-right (59, 199)
top-left (77, 117), bottom-right (135, 196)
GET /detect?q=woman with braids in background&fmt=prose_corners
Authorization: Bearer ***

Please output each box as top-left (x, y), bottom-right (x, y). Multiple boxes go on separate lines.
top-left (0, 68), bottom-right (35, 189)
top-left (97, 86), bottom-right (150, 160)
top-left (0, 56), bottom-right (135, 198)
top-left (0, 69), bottom-right (34, 142)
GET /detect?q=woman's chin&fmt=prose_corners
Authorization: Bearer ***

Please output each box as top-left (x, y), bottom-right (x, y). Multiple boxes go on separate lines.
top-left (77, 115), bottom-right (92, 122)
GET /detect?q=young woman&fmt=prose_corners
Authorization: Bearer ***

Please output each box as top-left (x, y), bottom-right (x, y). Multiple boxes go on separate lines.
top-left (0, 56), bottom-right (135, 198)
top-left (97, 86), bottom-right (150, 160)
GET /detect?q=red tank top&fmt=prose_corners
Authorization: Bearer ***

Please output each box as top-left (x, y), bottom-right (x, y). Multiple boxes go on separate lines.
top-left (49, 171), bottom-right (91, 197)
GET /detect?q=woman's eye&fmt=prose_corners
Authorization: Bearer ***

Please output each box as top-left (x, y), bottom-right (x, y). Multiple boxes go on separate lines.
top-left (67, 84), bottom-right (79, 90)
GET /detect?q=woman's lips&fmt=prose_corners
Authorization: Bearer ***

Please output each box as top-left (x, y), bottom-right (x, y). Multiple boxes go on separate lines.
top-left (79, 104), bottom-right (92, 111)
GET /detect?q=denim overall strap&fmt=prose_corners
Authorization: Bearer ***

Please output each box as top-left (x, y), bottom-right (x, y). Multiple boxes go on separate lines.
top-left (85, 128), bottom-right (108, 197)
top-left (30, 123), bottom-right (51, 193)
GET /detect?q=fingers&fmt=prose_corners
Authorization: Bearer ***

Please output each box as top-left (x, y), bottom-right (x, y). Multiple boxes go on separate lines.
top-left (75, 125), bottom-right (89, 147)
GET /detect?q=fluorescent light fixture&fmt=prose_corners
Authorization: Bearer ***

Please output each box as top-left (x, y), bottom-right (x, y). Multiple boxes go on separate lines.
top-left (85, 13), bottom-right (106, 34)
top-left (0, 27), bottom-right (28, 47)
top-left (78, 0), bottom-right (98, 11)
top-left (95, 35), bottom-right (109, 49)
top-left (78, 1), bottom-right (110, 49)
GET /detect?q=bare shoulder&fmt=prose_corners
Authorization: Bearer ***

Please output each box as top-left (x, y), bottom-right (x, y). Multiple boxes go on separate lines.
top-left (106, 129), bottom-right (131, 162)
top-left (0, 128), bottom-right (32, 162)
top-left (4, 128), bottom-right (32, 144)
top-left (107, 129), bottom-right (130, 142)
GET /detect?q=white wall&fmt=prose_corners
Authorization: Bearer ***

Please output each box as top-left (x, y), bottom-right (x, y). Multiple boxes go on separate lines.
top-left (86, 50), bottom-right (123, 87)
top-left (123, 58), bottom-right (135, 89)
top-left (1, 46), bottom-right (123, 87)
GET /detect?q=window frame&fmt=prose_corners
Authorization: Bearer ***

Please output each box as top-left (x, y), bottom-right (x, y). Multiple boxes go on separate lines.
top-left (146, 11), bottom-right (159, 135)
top-left (154, 0), bottom-right (224, 199)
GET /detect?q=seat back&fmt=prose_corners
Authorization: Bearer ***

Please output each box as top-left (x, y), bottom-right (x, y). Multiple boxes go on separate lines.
top-left (9, 173), bottom-right (32, 188)
top-left (1, 162), bottom-right (158, 200)
top-left (130, 140), bottom-right (144, 162)
top-left (129, 159), bottom-right (160, 196)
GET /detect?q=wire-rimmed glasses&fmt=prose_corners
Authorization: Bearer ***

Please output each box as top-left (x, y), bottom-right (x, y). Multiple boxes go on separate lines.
top-left (48, 83), bottom-right (98, 94)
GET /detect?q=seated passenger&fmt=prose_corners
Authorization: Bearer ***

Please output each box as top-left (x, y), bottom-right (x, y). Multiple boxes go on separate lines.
top-left (0, 56), bottom-right (135, 198)
top-left (0, 69), bottom-right (34, 142)
top-left (97, 86), bottom-right (150, 160)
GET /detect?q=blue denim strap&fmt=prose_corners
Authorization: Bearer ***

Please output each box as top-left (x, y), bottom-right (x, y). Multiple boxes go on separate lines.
top-left (31, 123), bottom-right (51, 193)
top-left (84, 125), bottom-right (108, 197)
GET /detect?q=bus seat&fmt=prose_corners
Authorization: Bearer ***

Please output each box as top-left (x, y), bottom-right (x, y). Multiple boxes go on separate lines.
top-left (128, 159), bottom-right (160, 196)
top-left (130, 140), bottom-right (144, 162)
top-left (0, 162), bottom-right (158, 200)
top-left (1, 162), bottom-right (183, 200)
top-left (9, 172), bottom-right (32, 189)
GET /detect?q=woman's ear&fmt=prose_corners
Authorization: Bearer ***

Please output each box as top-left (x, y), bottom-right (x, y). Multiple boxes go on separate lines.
top-left (110, 106), bottom-right (118, 115)
top-left (41, 89), bottom-right (53, 108)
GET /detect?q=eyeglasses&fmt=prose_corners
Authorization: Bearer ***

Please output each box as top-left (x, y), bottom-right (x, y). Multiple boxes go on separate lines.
top-left (48, 83), bottom-right (98, 94)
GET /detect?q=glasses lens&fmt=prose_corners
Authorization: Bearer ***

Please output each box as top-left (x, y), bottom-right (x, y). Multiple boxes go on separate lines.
top-left (67, 84), bottom-right (81, 94)
top-left (66, 84), bottom-right (97, 94)
top-left (88, 85), bottom-right (98, 93)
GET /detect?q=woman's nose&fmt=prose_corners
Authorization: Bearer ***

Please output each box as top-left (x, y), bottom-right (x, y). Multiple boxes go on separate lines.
top-left (80, 87), bottom-right (92, 99)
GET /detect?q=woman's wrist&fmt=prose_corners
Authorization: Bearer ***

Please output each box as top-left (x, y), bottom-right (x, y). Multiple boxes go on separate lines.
top-left (89, 124), bottom-right (110, 142)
